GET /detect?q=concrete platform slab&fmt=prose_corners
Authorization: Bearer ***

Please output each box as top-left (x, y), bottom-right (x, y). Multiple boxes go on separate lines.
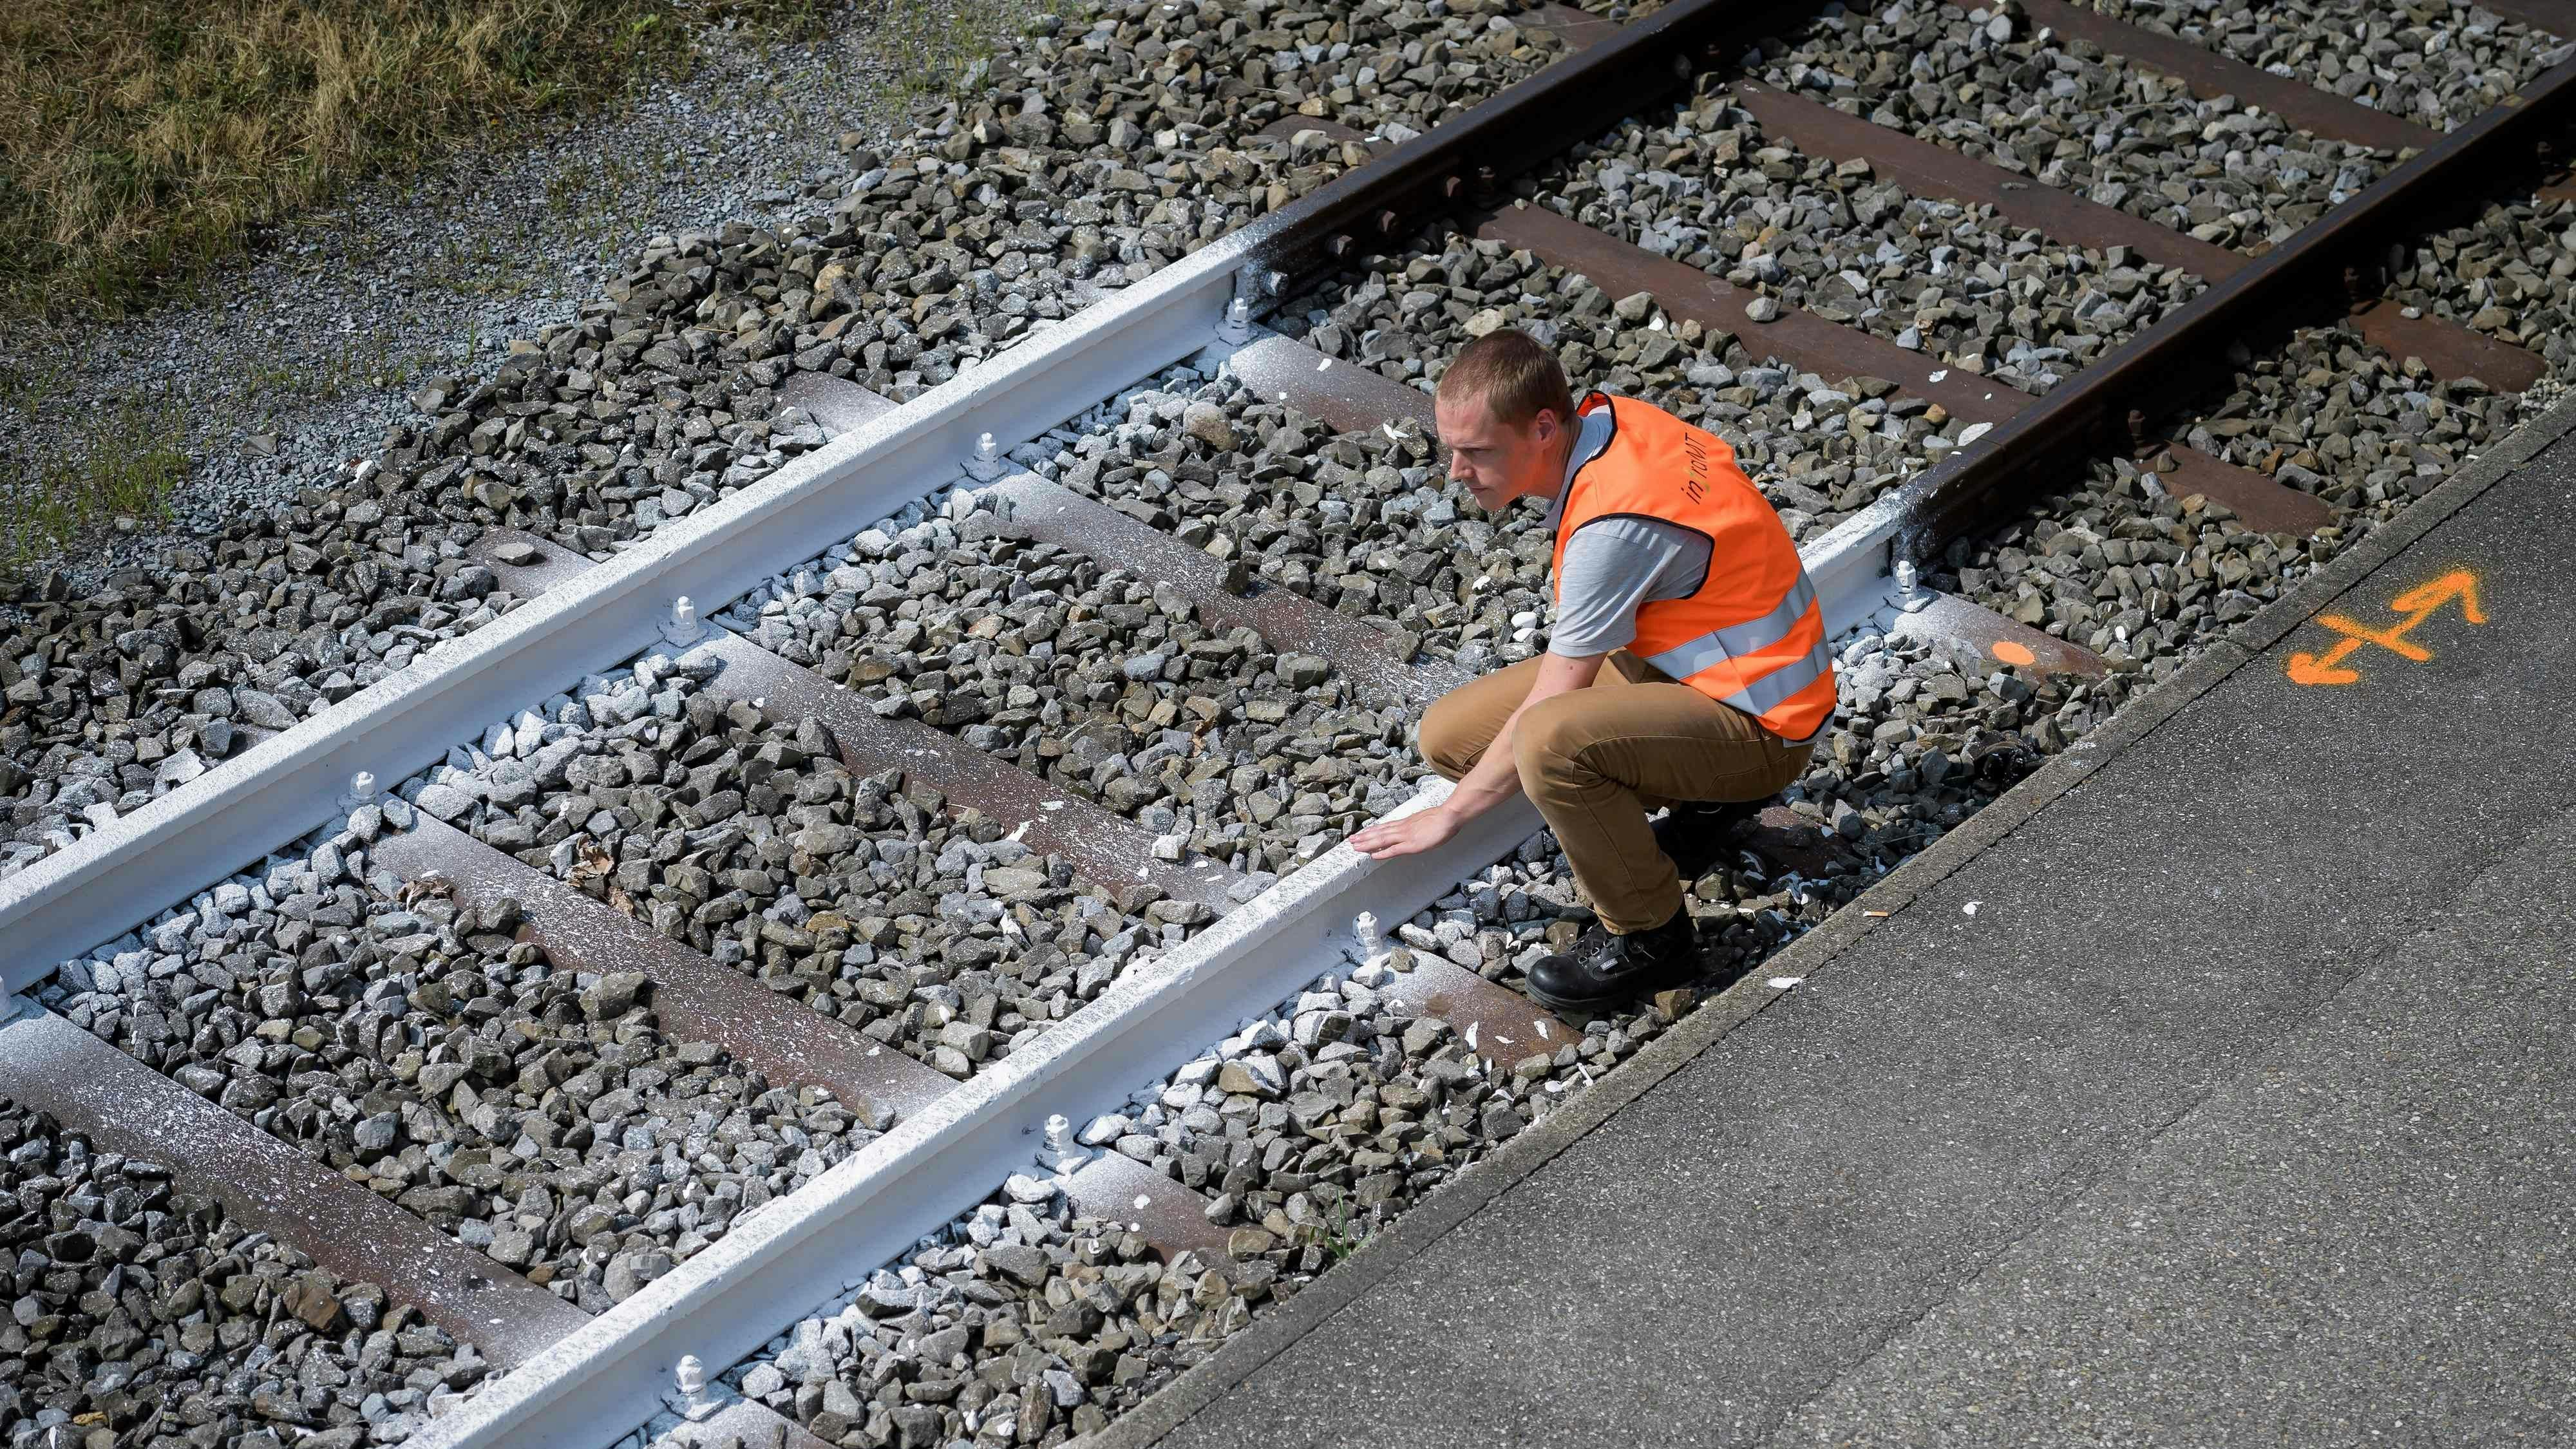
top-left (1784, 802), bottom-right (2576, 1446)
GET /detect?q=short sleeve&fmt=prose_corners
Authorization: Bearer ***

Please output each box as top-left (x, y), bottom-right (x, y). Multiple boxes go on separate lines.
top-left (1548, 517), bottom-right (1712, 658)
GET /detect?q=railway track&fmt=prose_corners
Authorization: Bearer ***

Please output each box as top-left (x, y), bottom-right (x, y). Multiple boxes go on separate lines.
top-left (6, 1), bottom-right (2576, 1446)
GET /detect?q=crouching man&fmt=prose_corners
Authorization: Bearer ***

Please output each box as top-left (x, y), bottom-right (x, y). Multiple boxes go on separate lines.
top-left (1350, 329), bottom-right (1835, 1011)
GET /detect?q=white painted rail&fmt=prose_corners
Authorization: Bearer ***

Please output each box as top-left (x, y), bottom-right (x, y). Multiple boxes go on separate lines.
top-left (0, 244), bottom-right (1239, 997)
top-left (406, 783), bottom-right (1543, 1449)
top-left (401, 510), bottom-right (1906, 1449)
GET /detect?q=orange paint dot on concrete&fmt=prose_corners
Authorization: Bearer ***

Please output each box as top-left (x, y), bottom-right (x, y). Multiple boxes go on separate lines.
top-left (1990, 640), bottom-right (2036, 667)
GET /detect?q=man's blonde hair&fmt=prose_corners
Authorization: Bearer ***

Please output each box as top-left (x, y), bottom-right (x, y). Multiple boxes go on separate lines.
top-left (1437, 328), bottom-right (1575, 430)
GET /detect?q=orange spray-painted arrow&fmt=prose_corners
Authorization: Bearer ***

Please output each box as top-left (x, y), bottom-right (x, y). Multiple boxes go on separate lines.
top-left (2286, 569), bottom-right (2486, 687)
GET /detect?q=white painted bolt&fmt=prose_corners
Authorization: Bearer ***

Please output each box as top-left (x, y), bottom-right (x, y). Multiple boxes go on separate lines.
top-left (662, 595), bottom-right (707, 648)
top-left (672, 1354), bottom-right (715, 1419)
top-left (1893, 560), bottom-right (1929, 612)
top-left (965, 430), bottom-right (1007, 482)
top-left (1350, 911), bottom-right (1395, 980)
top-left (1220, 296), bottom-right (1255, 343)
top-left (1039, 1112), bottom-right (1088, 1174)
top-left (337, 770), bottom-right (381, 813)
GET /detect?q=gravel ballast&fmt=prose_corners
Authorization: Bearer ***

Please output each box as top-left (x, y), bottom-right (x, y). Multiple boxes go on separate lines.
top-left (1275, 228), bottom-right (1981, 534)
top-left (0, 1096), bottom-right (486, 1448)
top-left (1534, 88), bottom-right (2205, 386)
top-left (1009, 245), bottom-right (1962, 678)
top-left (410, 627), bottom-right (1185, 1083)
top-left (0, 0), bottom-right (1573, 882)
top-left (5, 0), bottom-right (1569, 589)
top-left (694, 902), bottom-right (1701, 1449)
top-left (39, 821), bottom-right (869, 1318)
top-left (2069, 0), bottom-right (2568, 130)
top-left (1928, 314), bottom-right (2567, 748)
top-left (714, 505), bottom-right (1428, 880)
top-left (1756, 0), bottom-right (2398, 249)
top-left (681, 692), bottom-right (2056, 1449)
top-left (2387, 194), bottom-right (2576, 369)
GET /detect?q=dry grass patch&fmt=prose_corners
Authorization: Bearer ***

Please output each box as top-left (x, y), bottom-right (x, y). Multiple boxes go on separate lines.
top-left (0, 0), bottom-right (849, 321)
top-left (0, 364), bottom-right (189, 576)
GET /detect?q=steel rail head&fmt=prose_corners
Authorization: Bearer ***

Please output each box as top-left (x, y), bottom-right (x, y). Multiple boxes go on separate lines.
top-left (1885, 56), bottom-right (2576, 564)
top-left (405, 782), bottom-right (1547, 1449)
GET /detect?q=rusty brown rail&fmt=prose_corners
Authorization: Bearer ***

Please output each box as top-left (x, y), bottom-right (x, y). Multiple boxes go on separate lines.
top-left (1881, 52), bottom-right (2576, 559)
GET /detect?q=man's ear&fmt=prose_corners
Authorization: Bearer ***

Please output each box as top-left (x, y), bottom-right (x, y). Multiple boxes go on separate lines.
top-left (1530, 408), bottom-right (1559, 444)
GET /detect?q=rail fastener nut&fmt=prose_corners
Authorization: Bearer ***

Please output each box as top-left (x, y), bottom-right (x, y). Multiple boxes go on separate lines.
top-left (1893, 560), bottom-right (1929, 614)
top-left (672, 1354), bottom-right (718, 1421)
top-left (2125, 408), bottom-right (2155, 459)
top-left (337, 771), bottom-right (379, 811)
top-left (661, 596), bottom-right (706, 648)
top-left (1040, 1113), bottom-right (1090, 1175)
top-left (1349, 911), bottom-right (1398, 983)
top-left (964, 430), bottom-right (1009, 482)
top-left (1218, 295), bottom-right (1255, 345)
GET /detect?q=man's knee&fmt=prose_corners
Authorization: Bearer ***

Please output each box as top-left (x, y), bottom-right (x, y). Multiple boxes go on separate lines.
top-left (1510, 692), bottom-right (1591, 791)
top-left (1418, 688), bottom-right (1485, 780)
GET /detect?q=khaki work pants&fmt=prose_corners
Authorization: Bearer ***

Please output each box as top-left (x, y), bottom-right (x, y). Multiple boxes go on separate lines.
top-left (1420, 652), bottom-right (1814, 934)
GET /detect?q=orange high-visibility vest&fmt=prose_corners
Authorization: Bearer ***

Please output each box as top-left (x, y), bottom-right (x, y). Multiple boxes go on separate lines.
top-left (1551, 392), bottom-right (1837, 741)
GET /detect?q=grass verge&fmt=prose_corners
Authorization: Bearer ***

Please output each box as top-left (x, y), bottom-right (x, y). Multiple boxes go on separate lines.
top-left (0, 364), bottom-right (189, 580)
top-left (0, 0), bottom-right (1043, 577)
top-left (0, 0), bottom-right (858, 323)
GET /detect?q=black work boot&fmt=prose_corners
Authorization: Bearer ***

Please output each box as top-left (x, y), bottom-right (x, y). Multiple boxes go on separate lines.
top-left (1526, 908), bottom-right (1702, 1012)
top-left (1653, 797), bottom-right (1765, 879)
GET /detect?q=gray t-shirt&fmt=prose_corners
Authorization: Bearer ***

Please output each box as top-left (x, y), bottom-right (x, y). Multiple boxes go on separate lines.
top-left (1549, 516), bottom-right (1713, 658)
top-left (1540, 406), bottom-right (1712, 659)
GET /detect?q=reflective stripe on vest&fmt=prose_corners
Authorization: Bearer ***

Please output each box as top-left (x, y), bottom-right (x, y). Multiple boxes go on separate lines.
top-left (1551, 393), bottom-right (1837, 741)
top-left (1641, 573), bottom-right (1817, 683)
